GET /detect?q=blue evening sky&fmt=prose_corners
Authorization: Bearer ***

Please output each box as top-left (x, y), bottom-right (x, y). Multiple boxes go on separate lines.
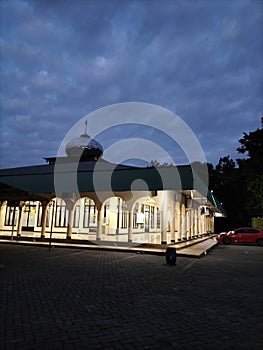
top-left (0, 0), bottom-right (262, 168)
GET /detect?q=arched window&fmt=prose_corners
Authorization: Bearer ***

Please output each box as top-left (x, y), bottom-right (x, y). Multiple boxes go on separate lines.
top-left (73, 204), bottom-right (80, 228)
top-left (121, 201), bottom-right (128, 229)
top-left (55, 199), bottom-right (68, 227)
top-left (5, 205), bottom-right (18, 226)
top-left (83, 198), bottom-right (97, 228)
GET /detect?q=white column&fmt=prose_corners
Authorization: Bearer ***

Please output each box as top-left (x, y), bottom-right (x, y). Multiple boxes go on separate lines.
top-left (202, 215), bottom-right (205, 234)
top-left (128, 211), bottom-right (133, 242)
top-left (181, 203), bottom-right (186, 240)
top-left (194, 210), bottom-right (198, 237)
top-left (16, 202), bottom-right (24, 237)
top-left (41, 202), bottom-right (48, 238)
top-left (174, 203), bottom-right (180, 242)
top-left (96, 206), bottom-right (103, 241)
top-left (186, 210), bottom-right (190, 240)
top-left (66, 209), bottom-right (73, 239)
top-left (204, 215), bottom-right (207, 234)
top-left (190, 210), bottom-right (194, 238)
top-left (170, 201), bottom-right (175, 243)
top-left (197, 213), bottom-right (201, 236)
top-left (0, 201), bottom-right (7, 229)
top-left (66, 200), bottom-right (75, 239)
top-left (160, 210), bottom-right (167, 244)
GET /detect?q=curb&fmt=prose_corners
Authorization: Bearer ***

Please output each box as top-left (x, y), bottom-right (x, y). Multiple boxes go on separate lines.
top-left (0, 235), bottom-right (218, 258)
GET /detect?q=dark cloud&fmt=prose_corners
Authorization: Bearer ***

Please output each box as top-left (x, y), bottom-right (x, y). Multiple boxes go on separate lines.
top-left (0, 0), bottom-right (262, 168)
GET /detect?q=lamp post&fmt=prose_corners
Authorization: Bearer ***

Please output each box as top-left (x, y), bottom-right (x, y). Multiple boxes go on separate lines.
top-left (11, 205), bottom-right (16, 241)
top-left (49, 201), bottom-right (55, 252)
top-left (116, 198), bottom-right (120, 235)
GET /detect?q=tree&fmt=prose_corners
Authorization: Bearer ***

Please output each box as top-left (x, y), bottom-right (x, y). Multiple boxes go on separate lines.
top-left (237, 118), bottom-right (263, 162)
top-left (237, 118), bottom-right (263, 216)
top-left (149, 160), bottom-right (173, 167)
top-left (209, 156), bottom-right (248, 231)
top-left (210, 119), bottom-right (263, 232)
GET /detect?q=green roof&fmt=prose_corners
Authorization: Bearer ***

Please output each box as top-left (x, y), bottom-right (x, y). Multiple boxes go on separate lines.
top-left (0, 159), bottom-right (224, 213)
top-left (0, 161), bottom-right (203, 193)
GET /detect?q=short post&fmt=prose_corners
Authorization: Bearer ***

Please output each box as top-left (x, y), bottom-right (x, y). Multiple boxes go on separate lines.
top-left (165, 247), bottom-right (177, 265)
top-left (49, 202), bottom-right (55, 252)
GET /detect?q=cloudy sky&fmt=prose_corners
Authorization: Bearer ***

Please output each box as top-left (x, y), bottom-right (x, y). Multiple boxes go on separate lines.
top-left (0, 0), bottom-right (262, 169)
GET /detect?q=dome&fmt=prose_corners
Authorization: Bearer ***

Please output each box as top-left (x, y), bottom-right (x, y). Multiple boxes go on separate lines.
top-left (65, 123), bottom-right (103, 161)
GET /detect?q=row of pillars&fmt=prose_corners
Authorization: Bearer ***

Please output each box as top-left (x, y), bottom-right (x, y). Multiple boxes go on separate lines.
top-left (5, 200), bottom-right (213, 244)
top-left (11, 203), bottom-right (170, 243)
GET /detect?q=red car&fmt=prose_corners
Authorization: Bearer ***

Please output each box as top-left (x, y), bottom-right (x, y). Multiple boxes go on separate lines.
top-left (217, 227), bottom-right (263, 246)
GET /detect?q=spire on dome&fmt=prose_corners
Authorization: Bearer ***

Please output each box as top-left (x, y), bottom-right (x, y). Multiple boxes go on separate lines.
top-left (65, 120), bottom-right (103, 161)
top-left (81, 120), bottom-right (89, 138)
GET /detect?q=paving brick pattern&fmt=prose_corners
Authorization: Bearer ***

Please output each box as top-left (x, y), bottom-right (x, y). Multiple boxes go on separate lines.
top-left (0, 244), bottom-right (262, 349)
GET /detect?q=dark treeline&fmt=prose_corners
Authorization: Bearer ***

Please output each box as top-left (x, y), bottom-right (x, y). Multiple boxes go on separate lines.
top-left (151, 119), bottom-right (262, 232)
top-left (208, 118), bottom-right (263, 232)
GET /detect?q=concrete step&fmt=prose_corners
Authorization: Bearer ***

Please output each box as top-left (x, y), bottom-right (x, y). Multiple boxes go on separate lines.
top-left (0, 235), bottom-right (218, 258)
top-left (176, 237), bottom-right (218, 258)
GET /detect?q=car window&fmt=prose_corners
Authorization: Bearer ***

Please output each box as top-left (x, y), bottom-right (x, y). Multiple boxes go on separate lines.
top-left (237, 228), bottom-right (259, 234)
top-left (245, 229), bottom-right (259, 234)
top-left (235, 229), bottom-right (244, 234)
top-left (235, 228), bottom-right (260, 234)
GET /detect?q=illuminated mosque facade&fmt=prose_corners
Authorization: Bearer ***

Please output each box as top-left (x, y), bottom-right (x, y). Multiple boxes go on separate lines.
top-left (0, 124), bottom-right (224, 245)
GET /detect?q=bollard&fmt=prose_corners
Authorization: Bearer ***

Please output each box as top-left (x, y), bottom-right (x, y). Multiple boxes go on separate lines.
top-left (166, 247), bottom-right (177, 265)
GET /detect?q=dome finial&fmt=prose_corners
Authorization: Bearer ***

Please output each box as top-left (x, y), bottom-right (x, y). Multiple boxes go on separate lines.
top-left (65, 119), bottom-right (103, 161)
top-left (81, 120), bottom-right (90, 138)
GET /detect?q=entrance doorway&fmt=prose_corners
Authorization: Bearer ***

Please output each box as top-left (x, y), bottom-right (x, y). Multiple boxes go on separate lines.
top-left (22, 202), bottom-right (37, 231)
top-left (144, 205), bottom-right (150, 232)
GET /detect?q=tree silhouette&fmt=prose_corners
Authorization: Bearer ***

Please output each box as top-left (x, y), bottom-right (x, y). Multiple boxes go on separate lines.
top-left (237, 118), bottom-right (263, 216)
top-left (210, 118), bottom-right (263, 231)
top-left (209, 156), bottom-right (247, 231)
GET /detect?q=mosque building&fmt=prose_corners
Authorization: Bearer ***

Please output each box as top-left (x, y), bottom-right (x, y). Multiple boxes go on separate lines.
top-left (0, 124), bottom-right (224, 245)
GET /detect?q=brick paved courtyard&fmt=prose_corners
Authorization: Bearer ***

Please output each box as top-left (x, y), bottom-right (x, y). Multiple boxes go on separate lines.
top-left (0, 243), bottom-right (262, 350)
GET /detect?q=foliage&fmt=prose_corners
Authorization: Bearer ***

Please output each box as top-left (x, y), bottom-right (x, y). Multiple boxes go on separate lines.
top-left (148, 160), bottom-right (174, 167)
top-left (209, 156), bottom-right (248, 231)
top-left (236, 118), bottom-right (263, 216)
top-left (211, 118), bottom-right (262, 231)
top-left (149, 119), bottom-right (262, 231)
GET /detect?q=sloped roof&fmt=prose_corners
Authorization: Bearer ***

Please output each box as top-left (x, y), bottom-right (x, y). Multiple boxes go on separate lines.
top-left (0, 160), bottom-right (200, 193)
top-left (0, 182), bottom-right (47, 204)
top-left (0, 159), bottom-right (224, 213)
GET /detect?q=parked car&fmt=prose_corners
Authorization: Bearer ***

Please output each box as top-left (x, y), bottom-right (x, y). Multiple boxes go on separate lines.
top-left (217, 227), bottom-right (263, 246)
